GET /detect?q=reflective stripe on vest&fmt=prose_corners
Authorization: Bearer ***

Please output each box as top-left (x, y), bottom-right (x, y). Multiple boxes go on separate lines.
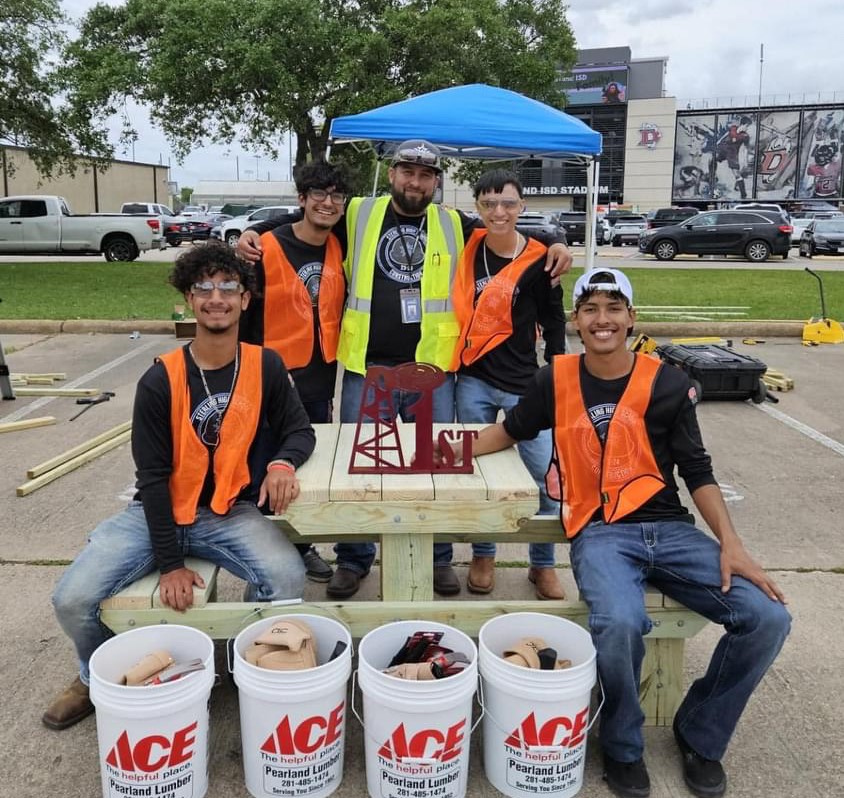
top-left (547, 353), bottom-right (666, 537)
top-left (259, 230), bottom-right (344, 369)
top-left (160, 343), bottom-right (262, 525)
top-left (451, 228), bottom-right (546, 370)
top-left (338, 196), bottom-right (464, 374)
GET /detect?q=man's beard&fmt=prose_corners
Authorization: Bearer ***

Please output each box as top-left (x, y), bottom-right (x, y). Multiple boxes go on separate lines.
top-left (391, 185), bottom-right (432, 216)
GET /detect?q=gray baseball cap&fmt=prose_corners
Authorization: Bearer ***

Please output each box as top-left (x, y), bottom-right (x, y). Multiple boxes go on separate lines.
top-left (390, 140), bottom-right (443, 173)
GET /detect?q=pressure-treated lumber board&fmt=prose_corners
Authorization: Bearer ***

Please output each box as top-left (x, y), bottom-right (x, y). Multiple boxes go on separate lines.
top-left (14, 387), bottom-right (100, 397)
top-left (0, 416), bottom-right (56, 434)
top-left (16, 429), bottom-right (131, 496)
top-left (26, 421), bottom-right (132, 478)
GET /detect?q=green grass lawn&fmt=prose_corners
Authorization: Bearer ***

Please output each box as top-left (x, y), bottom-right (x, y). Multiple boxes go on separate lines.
top-left (0, 260), bottom-right (842, 321)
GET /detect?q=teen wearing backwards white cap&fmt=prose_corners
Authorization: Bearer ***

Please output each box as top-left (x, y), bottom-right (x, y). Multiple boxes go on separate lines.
top-left (435, 267), bottom-right (790, 798)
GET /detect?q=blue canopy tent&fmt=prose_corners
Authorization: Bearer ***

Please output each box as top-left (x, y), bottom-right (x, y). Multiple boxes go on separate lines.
top-left (328, 83), bottom-right (604, 267)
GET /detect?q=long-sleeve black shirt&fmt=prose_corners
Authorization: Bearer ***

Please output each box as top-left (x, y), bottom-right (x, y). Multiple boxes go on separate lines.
top-left (503, 356), bottom-right (717, 523)
top-left (132, 345), bottom-right (315, 573)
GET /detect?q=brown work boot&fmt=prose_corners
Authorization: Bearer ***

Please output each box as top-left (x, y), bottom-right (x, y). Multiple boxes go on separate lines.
top-left (42, 677), bottom-right (94, 730)
top-left (467, 556), bottom-right (496, 594)
top-left (528, 567), bottom-right (566, 600)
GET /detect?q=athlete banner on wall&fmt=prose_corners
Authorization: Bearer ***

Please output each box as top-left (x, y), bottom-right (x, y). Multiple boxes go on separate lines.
top-left (754, 111), bottom-right (800, 200)
top-left (711, 114), bottom-right (757, 201)
top-left (673, 114), bottom-right (717, 200)
top-left (797, 108), bottom-right (844, 199)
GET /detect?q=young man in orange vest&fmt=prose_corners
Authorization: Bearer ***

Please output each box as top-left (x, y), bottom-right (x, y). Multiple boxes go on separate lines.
top-left (44, 242), bottom-right (315, 731)
top-left (448, 168), bottom-right (566, 600)
top-left (436, 268), bottom-right (790, 798)
top-left (240, 161), bottom-right (350, 584)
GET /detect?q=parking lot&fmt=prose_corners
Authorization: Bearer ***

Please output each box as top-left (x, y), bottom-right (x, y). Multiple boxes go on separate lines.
top-left (1, 330), bottom-right (843, 797)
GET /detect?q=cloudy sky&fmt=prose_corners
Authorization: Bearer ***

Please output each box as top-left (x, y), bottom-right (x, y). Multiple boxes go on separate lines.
top-left (61, 0), bottom-right (844, 189)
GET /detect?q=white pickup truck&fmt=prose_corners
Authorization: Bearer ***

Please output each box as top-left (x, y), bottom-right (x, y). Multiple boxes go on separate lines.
top-left (0, 195), bottom-right (164, 261)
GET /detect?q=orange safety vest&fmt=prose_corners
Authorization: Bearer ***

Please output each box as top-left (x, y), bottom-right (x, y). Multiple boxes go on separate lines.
top-left (160, 343), bottom-right (263, 525)
top-left (450, 229), bottom-right (547, 370)
top-left (546, 353), bottom-right (667, 537)
top-left (259, 230), bottom-right (345, 370)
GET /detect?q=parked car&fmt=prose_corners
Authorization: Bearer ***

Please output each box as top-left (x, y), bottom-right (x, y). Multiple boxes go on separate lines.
top-left (180, 204), bottom-right (207, 217)
top-left (598, 209), bottom-right (634, 244)
top-left (0, 195), bottom-right (164, 260)
top-left (638, 209), bottom-right (792, 262)
top-left (221, 205), bottom-right (299, 246)
top-left (515, 212), bottom-right (558, 240)
top-left (553, 211), bottom-right (586, 245)
top-left (647, 207), bottom-right (699, 229)
top-left (733, 202), bottom-right (790, 222)
top-left (121, 201), bottom-right (177, 217)
top-left (798, 218), bottom-right (844, 257)
top-left (611, 215), bottom-right (648, 246)
top-left (163, 217), bottom-right (214, 247)
top-left (790, 211), bottom-right (843, 245)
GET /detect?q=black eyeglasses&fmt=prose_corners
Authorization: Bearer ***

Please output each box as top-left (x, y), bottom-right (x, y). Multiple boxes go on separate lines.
top-left (308, 188), bottom-right (346, 205)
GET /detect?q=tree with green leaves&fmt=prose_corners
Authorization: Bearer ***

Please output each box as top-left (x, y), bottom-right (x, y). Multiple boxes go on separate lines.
top-left (1, 0), bottom-right (111, 176)
top-left (60, 0), bottom-right (576, 189)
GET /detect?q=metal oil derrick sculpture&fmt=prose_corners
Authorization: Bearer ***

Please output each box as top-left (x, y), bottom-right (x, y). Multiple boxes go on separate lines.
top-left (349, 363), bottom-right (477, 474)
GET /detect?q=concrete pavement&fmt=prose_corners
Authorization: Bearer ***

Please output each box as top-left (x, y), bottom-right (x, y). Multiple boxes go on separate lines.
top-left (1, 332), bottom-right (843, 798)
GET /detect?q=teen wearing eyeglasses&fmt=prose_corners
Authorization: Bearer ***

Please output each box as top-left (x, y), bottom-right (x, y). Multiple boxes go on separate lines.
top-left (44, 242), bottom-right (315, 731)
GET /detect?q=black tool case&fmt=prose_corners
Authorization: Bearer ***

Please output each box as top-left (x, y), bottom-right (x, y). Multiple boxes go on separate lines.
top-left (656, 344), bottom-right (767, 402)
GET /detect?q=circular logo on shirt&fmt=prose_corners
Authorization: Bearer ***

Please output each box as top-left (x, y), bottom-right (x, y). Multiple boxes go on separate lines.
top-left (297, 260), bottom-right (323, 305)
top-left (190, 392), bottom-right (250, 447)
top-left (376, 224), bottom-right (428, 283)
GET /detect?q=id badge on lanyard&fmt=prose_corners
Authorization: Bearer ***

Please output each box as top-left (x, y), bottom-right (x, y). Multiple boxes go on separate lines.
top-left (399, 288), bottom-right (422, 323)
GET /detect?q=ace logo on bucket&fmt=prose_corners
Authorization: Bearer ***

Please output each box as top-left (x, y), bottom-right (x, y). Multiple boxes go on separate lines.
top-left (258, 702), bottom-right (345, 796)
top-left (504, 708), bottom-right (589, 750)
top-left (502, 709), bottom-right (590, 796)
top-left (377, 719), bottom-right (466, 763)
top-left (103, 722), bottom-right (198, 798)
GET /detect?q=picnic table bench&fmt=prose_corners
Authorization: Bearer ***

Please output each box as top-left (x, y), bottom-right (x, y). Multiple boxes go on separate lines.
top-left (100, 423), bottom-right (708, 726)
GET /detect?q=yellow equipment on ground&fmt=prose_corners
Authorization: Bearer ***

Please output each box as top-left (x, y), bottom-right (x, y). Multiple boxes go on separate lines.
top-left (803, 268), bottom-right (844, 344)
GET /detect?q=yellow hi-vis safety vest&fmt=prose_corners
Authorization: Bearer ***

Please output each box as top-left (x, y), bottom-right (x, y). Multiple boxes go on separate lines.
top-left (337, 196), bottom-right (464, 375)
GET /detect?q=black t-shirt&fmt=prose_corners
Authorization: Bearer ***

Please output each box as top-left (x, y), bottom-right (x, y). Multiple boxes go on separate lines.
top-left (240, 224), bottom-right (341, 403)
top-left (459, 242), bottom-right (566, 395)
top-left (132, 345), bottom-right (315, 573)
top-left (503, 356), bottom-right (717, 523)
top-left (366, 207), bottom-right (480, 365)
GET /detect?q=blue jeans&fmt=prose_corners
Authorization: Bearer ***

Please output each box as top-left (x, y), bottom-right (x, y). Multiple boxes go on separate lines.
top-left (337, 368), bottom-right (455, 574)
top-left (450, 373), bottom-right (557, 567)
top-left (570, 519), bottom-right (791, 762)
top-left (52, 502), bottom-right (305, 684)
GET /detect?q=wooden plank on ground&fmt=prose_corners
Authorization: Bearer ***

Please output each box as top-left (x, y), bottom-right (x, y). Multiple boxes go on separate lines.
top-left (26, 421), bottom-right (132, 478)
top-left (16, 429), bottom-right (131, 496)
top-left (0, 416), bottom-right (56, 434)
top-left (14, 387), bottom-right (100, 397)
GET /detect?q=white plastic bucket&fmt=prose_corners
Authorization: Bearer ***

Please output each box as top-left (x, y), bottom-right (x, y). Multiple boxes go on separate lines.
top-left (356, 620), bottom-right (478, 798)
top-left (233, 614), bottom-right (353, 798)
top-left (88, 624), bottom-right (216, 798)
top-left (478, 613), bottom-right (597, 798)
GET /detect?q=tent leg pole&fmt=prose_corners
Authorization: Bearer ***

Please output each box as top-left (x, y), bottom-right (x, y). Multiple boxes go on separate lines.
top-left (586, 159), bottom-right (599, 272)
top-left (371, 161), bottom-right (381, 196)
